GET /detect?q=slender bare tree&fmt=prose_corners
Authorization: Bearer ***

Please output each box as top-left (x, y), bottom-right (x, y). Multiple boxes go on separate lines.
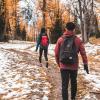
top-left (65, 0), bottom-right (96, 43)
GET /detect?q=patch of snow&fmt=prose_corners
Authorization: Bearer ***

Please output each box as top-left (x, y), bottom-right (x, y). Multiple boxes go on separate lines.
top-left (0, 40), bottom-right (100, 99)
top-left (0, 40), bottom-right (34, 50)
top-left (85, 42), bottom-right (100, 55)
top-left (42, 95), bottom-right (48, 100)
top-left (0, 41), bottom-right (51, 99)
top-left (0, 87), bottom-right (6, 94)
top-left (82, 93), bottom-right (98, 100)
top-left (48, 44), bottom-right (55, 55)
top-left (79, 64), bottom-right (100, 91)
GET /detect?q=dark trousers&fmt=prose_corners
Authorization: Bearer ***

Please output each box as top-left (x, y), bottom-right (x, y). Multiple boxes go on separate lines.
top-left (60, 69), bottom-right (77, 100)
top-left (39, 46), bottom-right (48, 67)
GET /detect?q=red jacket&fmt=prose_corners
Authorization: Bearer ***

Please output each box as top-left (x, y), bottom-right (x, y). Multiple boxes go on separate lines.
top-left (55, 31), bottom-right (88, 70)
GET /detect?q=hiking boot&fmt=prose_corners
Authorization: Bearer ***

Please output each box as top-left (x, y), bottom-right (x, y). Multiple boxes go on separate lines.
top-left (46, 63), bottom-right (48, 68)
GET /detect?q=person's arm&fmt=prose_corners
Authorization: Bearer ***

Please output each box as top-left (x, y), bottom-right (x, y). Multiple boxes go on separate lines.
top-left (79, 41), bottom-right (89, 74)
top-left (47, 35), bottom-right (50, 46)
top-left (36, 34), bottom-right (41, 51)
top-left (55, 38), bottom-right (61, 67)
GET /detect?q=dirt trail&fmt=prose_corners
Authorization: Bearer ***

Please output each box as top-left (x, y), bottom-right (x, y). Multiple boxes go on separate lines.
top-left (26, 51), bottom-right (63, 100)
top-left (43, 54), bottom-right (100, 100)
top-left (47, 37), bottom-right (100, 100)
top-left (6, 49), bottom-right (62, 100)
top-left (6, 48), bottom-right (100, 100)
top-left (44, 56), bottom-right (62, 100)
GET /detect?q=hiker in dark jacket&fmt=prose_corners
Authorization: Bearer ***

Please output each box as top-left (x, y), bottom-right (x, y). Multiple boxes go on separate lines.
top-left (55, 22), bottom-right (89, 100)
top-left (36, 27), bottom-right (49, 68)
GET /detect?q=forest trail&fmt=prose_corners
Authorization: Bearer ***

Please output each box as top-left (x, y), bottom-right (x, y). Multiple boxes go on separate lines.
top-left (0, 38), bottom-right (100, 100)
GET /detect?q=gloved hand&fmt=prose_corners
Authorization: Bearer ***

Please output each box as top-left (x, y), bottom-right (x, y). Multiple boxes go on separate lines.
top-left (84, 64), bottom-right (89, 74)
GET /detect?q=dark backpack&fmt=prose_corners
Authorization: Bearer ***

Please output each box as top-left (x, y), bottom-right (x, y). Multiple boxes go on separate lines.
top-left (59, 36), bottom-right (78, 64)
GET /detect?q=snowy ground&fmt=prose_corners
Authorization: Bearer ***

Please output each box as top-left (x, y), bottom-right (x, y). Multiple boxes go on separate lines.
top-left (0, 41), bottom-right (51, 100)
top-left (80, 43), bottom-right (100, 100)
top-left (0, 40), bottom-right (100, 100)
top-left (30, 41), bottom-right (100, 100)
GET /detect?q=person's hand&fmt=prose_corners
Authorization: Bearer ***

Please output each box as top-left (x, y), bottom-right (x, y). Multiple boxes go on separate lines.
top-left (84, 64), bottom-right (89, 74)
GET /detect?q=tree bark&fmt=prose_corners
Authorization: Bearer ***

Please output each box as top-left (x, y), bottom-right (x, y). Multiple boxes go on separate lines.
top-left (83, 14), bottom-right (88, 43)
top-left (43, 0), bottom-right (46, 27)
top-left (78, 0), bottom-right (84, 42)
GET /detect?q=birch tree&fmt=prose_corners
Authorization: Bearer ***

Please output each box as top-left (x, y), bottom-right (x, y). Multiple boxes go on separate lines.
top-left (65, 0), bottom-right (95, 43)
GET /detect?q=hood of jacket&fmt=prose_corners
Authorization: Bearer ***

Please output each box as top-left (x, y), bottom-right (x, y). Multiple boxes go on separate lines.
top-left (63, 30), bottom-right (75, 37)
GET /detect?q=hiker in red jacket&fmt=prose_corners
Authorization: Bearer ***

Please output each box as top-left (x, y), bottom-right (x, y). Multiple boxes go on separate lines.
top-left (55, 22), bottom-right (89, 100)
top-left (36, 27), bottom-right (49, 68)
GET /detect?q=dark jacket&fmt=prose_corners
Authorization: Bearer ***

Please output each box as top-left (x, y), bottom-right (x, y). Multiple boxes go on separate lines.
top-left (55, 31), bottom-right (88, 70)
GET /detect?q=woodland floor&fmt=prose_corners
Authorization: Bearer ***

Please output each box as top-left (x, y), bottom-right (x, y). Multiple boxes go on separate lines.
top-left (0, 37), bottom-right (100, 100)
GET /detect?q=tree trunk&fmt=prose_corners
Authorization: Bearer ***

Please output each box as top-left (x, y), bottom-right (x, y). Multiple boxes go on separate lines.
top-left (83, 14), bottom-right (88, 43)
top-left (43, 0), bottom-right (46, 27)
top-left (78, 0), bottom-right (84, 42)
top-left (4, 0), bottom-right (7, 35)
top-left (95, 15), bottom-right (100, 38)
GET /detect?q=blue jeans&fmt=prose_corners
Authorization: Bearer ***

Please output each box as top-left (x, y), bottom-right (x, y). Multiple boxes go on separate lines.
top-left (60, 69), bottom-right (77, 100)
